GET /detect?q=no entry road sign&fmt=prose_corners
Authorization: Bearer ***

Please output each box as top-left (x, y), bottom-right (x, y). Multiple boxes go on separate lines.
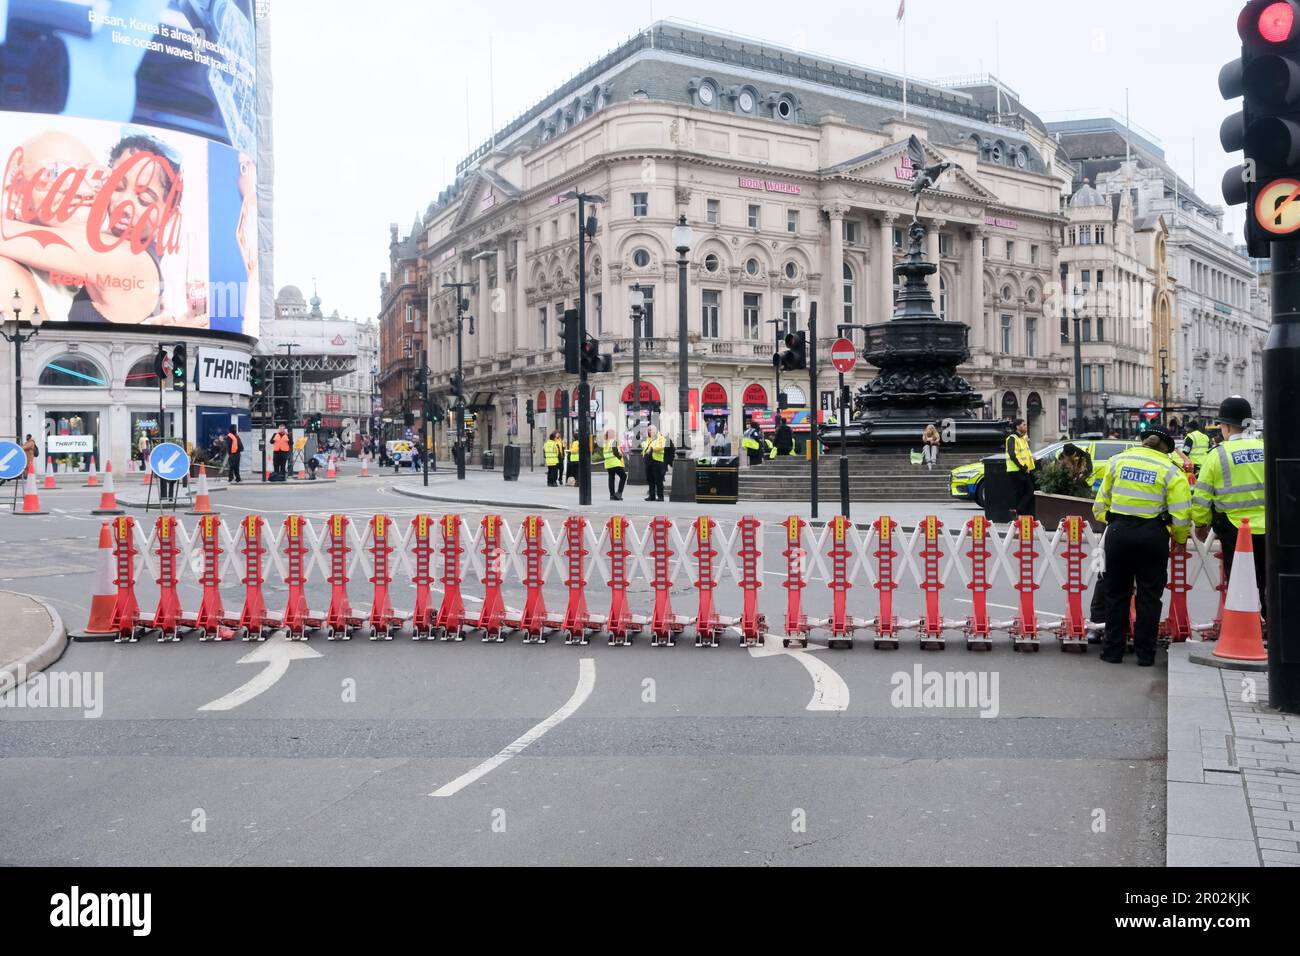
top-left (831, 337), bottom-right (857, 374)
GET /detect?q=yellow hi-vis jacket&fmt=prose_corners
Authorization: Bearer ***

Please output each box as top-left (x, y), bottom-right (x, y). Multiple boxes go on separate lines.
top-left (603, 440), bottom-right (623, 469)
top-left (1093, 445), bottom-right (1193, 544)
top-left (1184, 429), bottom-right (1211, 468)
top-left (1190, 434), bottom-right (1266, 534)
top-left (543, 439), bottom-right (560, 466)
top-left (569, 439), bottom-right (580, 462)
top-left (1005, 434), bottom-right (1034, 472)
top-left (642, 434), bottom-right (666, 462)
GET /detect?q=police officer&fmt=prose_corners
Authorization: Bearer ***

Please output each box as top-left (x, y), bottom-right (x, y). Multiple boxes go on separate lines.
top-left (1190, 396), bottom-right (1266, 615)
top-left (602, 429), bottom-right (626, 501)
top-left (1182, 420), bottom-right (1212, 475)
top-left (567, 436), bottom-right (580, 486)
top-left (543, 431), bottom-right (561, 486)
top-left (1004, 418), bottom-right (1036, 517)
top-left (641, 425), bottom-right (667, 502)
top-left (1092, 424), bottom-right (1192, 665)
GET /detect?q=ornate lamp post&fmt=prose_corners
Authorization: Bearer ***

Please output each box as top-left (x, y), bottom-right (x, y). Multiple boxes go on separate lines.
top-left (1, 290), bottom-right (44, 441)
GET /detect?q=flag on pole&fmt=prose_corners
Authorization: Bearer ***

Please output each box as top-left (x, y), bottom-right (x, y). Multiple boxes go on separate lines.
top-left (897, 0), bottom-right (905, 20)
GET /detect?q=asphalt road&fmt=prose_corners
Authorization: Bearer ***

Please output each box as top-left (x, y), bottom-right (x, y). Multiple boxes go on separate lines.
top-left (0, 473), bottom-right (1219, 865)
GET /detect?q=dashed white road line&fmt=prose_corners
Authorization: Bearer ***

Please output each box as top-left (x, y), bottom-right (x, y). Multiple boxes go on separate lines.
top-left (748, 636), bottom-right (849, 712)
top-left (429, 657), bottom-right (595, 797)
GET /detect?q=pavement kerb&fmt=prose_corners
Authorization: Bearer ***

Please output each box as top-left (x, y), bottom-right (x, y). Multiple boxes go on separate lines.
top-left (0, 589), bottom-right (68, 691)
top-left (391, 484), bottom-right (566, 510)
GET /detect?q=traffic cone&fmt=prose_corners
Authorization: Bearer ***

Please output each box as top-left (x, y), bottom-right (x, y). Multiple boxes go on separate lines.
top-left (1211, 519), bottom-right (1267, 664)
top-left (326, 455), bottom-right (337, 478)
top-left (16, 460), bottom-right (47, 515)
top-left (360, 454), bottom-right (370, 477)
top-left (69, 523), bottom-right (120, 641)
top-left (187, 464), bottom-right (216, 515)
top-left (295, 454), bottom-right (306, 479)
top-left (85, 455), bottom-right (100, 487)
top-left (144, 464), bottom-right (152, 486)
top-left (92, 461), bottom-right (124, 515)
top-left (43, 455), bottom-right (56, 489)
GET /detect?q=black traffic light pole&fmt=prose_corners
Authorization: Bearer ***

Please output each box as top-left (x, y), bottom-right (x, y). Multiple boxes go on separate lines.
top-left (1267, 241), bottom-right (1300, 712)
top-left (807, 304), bottom-right (818, 520)
top-left (565, 190), bottom-right (604, 508)
top-left (176, 343), bottom-right (189, 490)
top-left (420, 351), bottom-right (430, 488)
top-left (443, 281), bottom-right (474, 480)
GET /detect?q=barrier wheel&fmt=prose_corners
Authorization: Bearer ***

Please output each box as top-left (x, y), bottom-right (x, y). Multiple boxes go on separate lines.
top-left (325, 626), bottom-right (336, 641)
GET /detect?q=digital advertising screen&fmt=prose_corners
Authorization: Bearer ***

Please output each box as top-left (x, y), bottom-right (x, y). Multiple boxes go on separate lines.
top-left (0, 0), bottom-right (259, 337)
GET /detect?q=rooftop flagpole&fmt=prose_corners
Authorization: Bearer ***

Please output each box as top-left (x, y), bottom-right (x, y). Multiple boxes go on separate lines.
top-left (898, 0), bottom-right (907, 118)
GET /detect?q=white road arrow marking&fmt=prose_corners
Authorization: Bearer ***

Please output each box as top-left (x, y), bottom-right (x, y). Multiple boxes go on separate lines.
top-left (0, 448), bottom-right (17, 472)
top-left (197, 634), bottom-right (322, 712)
top-left (748, 635), bottom-right (850, 712)
top-left (430, 657), bottom-right (595, 797)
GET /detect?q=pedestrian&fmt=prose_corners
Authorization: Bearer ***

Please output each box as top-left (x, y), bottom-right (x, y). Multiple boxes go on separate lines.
top-left (21, 433), bottom-right (37, 469)
top-left (1191, 396), bottom-right (1266, 617)
top-left (1092, 424), bottom-right (1192, 665)
top-left (774, 417), bottom-right (794, 457)
top-left (742, 417), bottom-right (763, 466)
top-left (641, 425), bottom-right (667, 502)
top-left (543, 431), bottom-right (561, 486)
top-left (1181, 419), bottom-right (1212, 476)
top-left (226, 423), bottom-right (242, 483)
top-left (567, 434), bottom-right (580, 486)
top-left (603, 429), bottom-right (626, 500)
top-left (137, 431), bottom-right (150, 467)
top-left (922, 421), bottom-right (941, 471)
top-left (1005, 418), bottom-right (1037, 517)
top-left (271, 424), bottom-right (291, 480)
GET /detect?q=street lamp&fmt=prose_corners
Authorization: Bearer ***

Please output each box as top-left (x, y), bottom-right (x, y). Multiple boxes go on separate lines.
top-left (1070, 286), bottom-right (1088, 439)
top-left (442, 280), bottom-right (475, 480)
top-left (1, 290), bottom-right (44, 442)
top-left (1195, 387), bottom-right (1205, 424)
top-left (629, 284), bottom-right (645, 442)
top-left (1101, 392), bottom-right (1110, 436)
top-left (560, 189), bottom-right (605, 507)
top-left (672, 215), bottom-right (692, 459)
top-left (1158, 347), bottom-right (1169, 427)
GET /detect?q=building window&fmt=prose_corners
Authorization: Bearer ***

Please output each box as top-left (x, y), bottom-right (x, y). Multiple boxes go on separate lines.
top-left (594, 292), bottom-right (603, 335)
top-left (782, 295), bottom-right (799, 334)
top-left (639, 287), bottom-right (654, 337)
top-left (539, 306), bottom-right (548, 348)
top-left (704, 253), bottom-right (720, 273)
top-left (1082, 317), bottom-right (1092, 342)
top-left (1078, 226), bottom-right (1092, 245)
top-left (743, 293), bottom-right (761, 340)
top-left (1095, 225), bottom-right (1106, 244)
top-left (1000, 314), bottom-right (1012, 354)
top-left (939, 233), bottom-right (953, 257)
top-left (1098, 364), bottom-right (1106, 392)
top-left (1026, 316), bottom-right (1037, 357)
top-left (745, 257), bottom-right (761, 276)
top-left (1081, 269), bottom-right (1091, 288)
top-left (893, 227), bottom-right (904, 250)
top-left (1006, 240), bottom-right (1015, 261)
top-left (981, 237), bottom-right (989, 257)
top-left (1030, 244), bottom-right (1040, 265)
top-left (787, 209), bottom-right (799, 233)
top-left (843, 220), bottom-right (859, 243)
top-left (1096, 270), bottom-right (1104, 289)
top-left (747, 204), bottom-right (760, 228)
top-left (706, 199), bottom-right (719, 225)
top-left (701, 289), bottom-right (720, 338)
top-left (404, 304), bottom-right (413, 324)
top-left (1096, 317), bottom-right (1104, 341)
top-left (843, 263), bottom-right (855, 324)
top-left (938, 276), bottom-right (948, 320)
top-left (632, 248), bottom-right (651, 268)
top-left (784, 261), bottom-right (798, 280)
top-left (1083, 365), bottom-right (1093, 392)
top-left (632, 192), bottom-right (648, 217)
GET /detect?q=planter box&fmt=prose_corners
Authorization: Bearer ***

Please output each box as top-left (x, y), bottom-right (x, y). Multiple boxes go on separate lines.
top-left (1033, 491), bottom-right (1103, 533)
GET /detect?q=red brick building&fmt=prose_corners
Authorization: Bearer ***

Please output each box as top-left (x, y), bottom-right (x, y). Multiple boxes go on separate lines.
top-left (377, 218), bottom-right (427, 432)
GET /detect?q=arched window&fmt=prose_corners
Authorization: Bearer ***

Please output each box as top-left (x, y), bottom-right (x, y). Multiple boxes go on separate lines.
top-left (842, 263), bottom-right (855, 323)
top-left (939, 276), bottom-right (948, 320)
top-left (39, 354), bottom-right (107, 387)
top-left (126, 355), bottom-right (162, 388)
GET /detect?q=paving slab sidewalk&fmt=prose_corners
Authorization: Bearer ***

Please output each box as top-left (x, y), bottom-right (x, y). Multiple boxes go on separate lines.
top-left (0, 589), bottom-right (67, 691)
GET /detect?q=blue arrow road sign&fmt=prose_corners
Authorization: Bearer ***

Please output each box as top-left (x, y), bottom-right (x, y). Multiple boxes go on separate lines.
top-left (0, 441), bottom-right (26, 480)
top-left (148, 442), bottom-right (190, 481)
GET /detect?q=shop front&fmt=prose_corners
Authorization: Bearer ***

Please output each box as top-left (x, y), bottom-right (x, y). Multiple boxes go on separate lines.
top-left (741, 383), bottom-right (768, 430)
top-left (701, 382), bottom-right (730, 452)
top-left (621, 381), bottom-right (661, 439)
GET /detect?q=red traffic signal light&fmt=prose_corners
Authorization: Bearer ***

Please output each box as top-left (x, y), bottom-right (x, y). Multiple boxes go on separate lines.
top-left (1255, 1), bottom-right (1297, 42)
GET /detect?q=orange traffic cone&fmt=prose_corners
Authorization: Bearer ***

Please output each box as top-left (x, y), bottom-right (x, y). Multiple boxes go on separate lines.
top-left (43, 455), bottom-right (56, 489)
top-left (85, 455), bottom-right (100, 487)
top-left (144, 464), bottom-right (152, 486)
top-left (326, 455), bottom-right (337, 478)
top-left (360, 454), bottom-right (370, 477)
top-left (92, 461), bottom-right (124, 515)
top-left (69, 523), bottom-right (120, 641)
top-left (1211, 519), bottom-right (1267, 664)
top-left (16, 460), bottom-right (47, 515)
top-left (187, 463), bottom-right (216, 515)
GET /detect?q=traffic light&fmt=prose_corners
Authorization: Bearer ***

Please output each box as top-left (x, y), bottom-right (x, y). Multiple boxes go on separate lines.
top-left (449, 371), bottom-right (463, 395)
top-left (428, 400), bottom-right (443, 424)
top-left (248, 355), bottom-right (266, 396)
top-left (416, 364), bottom-right (428, 392)
top-left (525, 398), bottom-right (535, 427)
top-left (559, 308), bottom-right (580, 375)
top-left (1219, 0), bottom-right (1300, 254)
top-left (580, 335), bottom-right (613, 374)
top-left (171, 343), bottom-right (187, 389)
top-left (153, 345), bottom-right (167, 381)
top-left (308, 413), bottom-right (322, 432)
top-left (778, 331), bottom-right (807, 371)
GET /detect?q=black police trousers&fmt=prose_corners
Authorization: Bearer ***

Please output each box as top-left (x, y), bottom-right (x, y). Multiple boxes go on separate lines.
top-left (1102, 514), bottom-right (1170, 663)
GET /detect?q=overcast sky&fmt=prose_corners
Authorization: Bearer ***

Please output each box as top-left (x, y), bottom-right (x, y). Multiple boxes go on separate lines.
top-left (270, 0), bottom-right (1245, 323)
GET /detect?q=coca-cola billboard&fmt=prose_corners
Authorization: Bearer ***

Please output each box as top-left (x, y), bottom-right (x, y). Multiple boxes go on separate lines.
top-left (0, 1), bottom-right (258, 337)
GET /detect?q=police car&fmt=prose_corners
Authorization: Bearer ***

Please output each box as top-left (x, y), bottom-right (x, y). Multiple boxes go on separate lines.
top-left (949, 438), bottom-right (1137, 506)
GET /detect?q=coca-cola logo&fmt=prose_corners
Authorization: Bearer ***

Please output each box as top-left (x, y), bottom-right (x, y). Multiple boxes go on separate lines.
top-left (1, 145), bottom-right (183, 256)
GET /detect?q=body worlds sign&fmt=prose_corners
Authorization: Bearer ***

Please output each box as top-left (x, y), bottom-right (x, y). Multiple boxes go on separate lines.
top-left (196, 347), bottom-right (251, 396)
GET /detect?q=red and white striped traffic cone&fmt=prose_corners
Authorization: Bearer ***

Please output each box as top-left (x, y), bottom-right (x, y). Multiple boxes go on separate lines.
top-left (325, 455), bottom-right (337, 479)
top-left (92, 461), bottom-right (124, 515)
top-left (85, 455), bottom-right (100, 487)
top-left (186, 463), bottom-right (216, 515)
top-left (42, 455), bottom-right (56, 489)
top-left (360, 454), bottom-right (370, 477)
top-left (1211, 519), bottom-right (1267, 665)
top-left (16, 460), bottom-right (47, 515)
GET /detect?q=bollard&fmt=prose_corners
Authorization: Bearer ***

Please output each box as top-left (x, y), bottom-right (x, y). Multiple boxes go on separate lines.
top-left (1055, 516), bottom-right (1089, 651)
top-left (1009, 515), bottom-right (1040, 652)
top-left (782, 515), bottom-right (809, 648)
top-left (918, 515), bottom-right (945, 650)
top-left (736, 515), bottom-right (765, 648)
top-left (193, 514), bottom-right (229, 640)
top-left (281, 514), bottom-right (311, 640)
top-left (149, 514), bottom-right (184, 642)
top-left (324, 513), bottom-right (357, 640)
top-left (472, 514), bottom-right (507, 641)
top-left (690, 516), bottom-right (721, 647)
top-left (516, 514), bottom-right (550, 643)
top-left (559, 515), bottom-right (594, 645)
top-left (963, 515), bottom-right (993, 650)
top-left (604, 515), bottom-right (637, 645)
top-left (367, 514), bottom-right (401, 639)
top-left (648, 516), bottom-right (680, 646)
top-left (1160, 541), bottom-right (1193, 643)
top-left (827, 514), bottom-right (856, 648)
top-left (434, 514), bottom-right (469, 640)
top-left (111, 515), bottom-right (141, 642)
top-left (871, 516), bottom-right (898, 649)
top-left (410, 514), bottom-right (436, 639)
top-left (236, 515), bottom-right (272, 641)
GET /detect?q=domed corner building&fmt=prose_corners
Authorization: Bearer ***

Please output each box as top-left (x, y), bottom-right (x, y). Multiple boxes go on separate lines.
top-left (391, 21), bottom-right (1078, 467)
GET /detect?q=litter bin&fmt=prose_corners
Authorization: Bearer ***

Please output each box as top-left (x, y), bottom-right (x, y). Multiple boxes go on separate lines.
top-left (981, 454), bottom-right (1016, 523)
top-left (482, 449), bottom-right (495, 470)
top-left (625, 448), bottom-right (647, 485)
top-left (695, 456), bottom-right (739, 504)
top-left (501, 445), bottom-right (520, 481)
